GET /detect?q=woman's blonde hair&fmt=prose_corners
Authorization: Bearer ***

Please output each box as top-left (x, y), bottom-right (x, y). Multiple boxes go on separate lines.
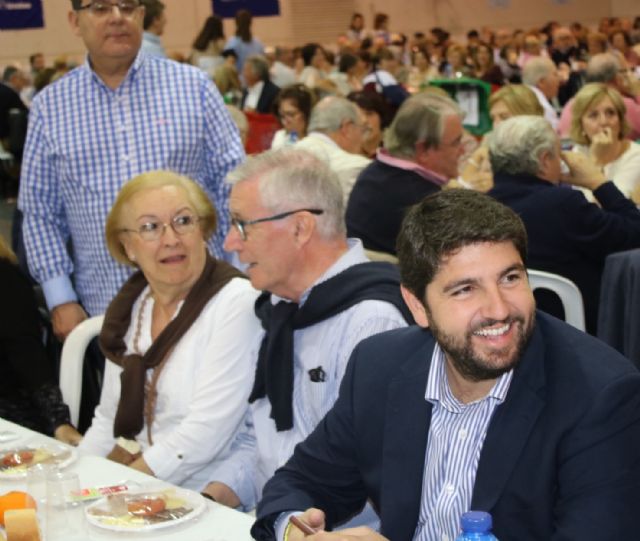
top-left (105, 170), bottom-right (217, 267)
top-left (489, 84), bottom-right (544, 117)
top-left (0, 234), bottom-right (17, 264)
top-left (570, 82), bottom-right (629, 145)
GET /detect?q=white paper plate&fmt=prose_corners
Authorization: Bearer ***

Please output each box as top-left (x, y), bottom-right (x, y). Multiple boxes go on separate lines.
top-left (85, 487), bottom-right (206, 532)
top-left (0, 443), bottom-right (77, 479)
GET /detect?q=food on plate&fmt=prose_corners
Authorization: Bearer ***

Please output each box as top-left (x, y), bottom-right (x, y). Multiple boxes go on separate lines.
top-left (0, 491), bottom-right (37, 527)
top-left (86, 489), bottom-right (201, 530)
top-left (127, 497), bottom-right (166, 517)
top-left (3, 508), bottom-right (41, 541)
top-left (1, 451), bottom-right (33, 468)
top-left (0, 446), bottom-right (72, 476)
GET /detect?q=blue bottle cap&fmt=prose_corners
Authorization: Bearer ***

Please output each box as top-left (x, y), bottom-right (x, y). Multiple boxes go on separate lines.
top-left (461, 511), bottom-right (492, 533)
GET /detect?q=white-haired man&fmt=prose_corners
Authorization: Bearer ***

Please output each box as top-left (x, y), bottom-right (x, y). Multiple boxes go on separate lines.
top-left (295, 96), bottom-right (371, 203)
top-left (523, 57), bottom-right (561, 129)
top-left (488, 115), bottom-right (640, 334)
top-left (202, 148), bottom-right (412, 528)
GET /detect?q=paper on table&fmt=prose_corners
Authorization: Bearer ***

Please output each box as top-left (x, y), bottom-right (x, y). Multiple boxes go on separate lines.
top-left (456, 89), bottom-right (480, 127)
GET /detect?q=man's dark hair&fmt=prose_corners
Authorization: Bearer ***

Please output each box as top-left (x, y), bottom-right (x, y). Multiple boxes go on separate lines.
top-left (301, 43), bottom-right (321, 67)
top-left (70, 0), bottom-right (82, 9)
top-left (235, 9), bottom-right (253, 42)
top-left (29, 53), bottom-right (43, 66)
top-left (2, 66), bottom-right (18, 83)
top-left (397, 190), bottom-right (528, 300)
top-left (467, 29), bottom-right (479, 39)
top-left (221, 48), bottom-right (238, 60)
top-left (338, 53), bottom-right (358, 73)
top-left (140, 0), bottom-right (165, 30)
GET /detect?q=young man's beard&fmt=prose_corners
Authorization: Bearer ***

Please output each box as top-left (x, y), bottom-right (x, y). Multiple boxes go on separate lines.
top-left (426, 307), bottom-right (536, 382)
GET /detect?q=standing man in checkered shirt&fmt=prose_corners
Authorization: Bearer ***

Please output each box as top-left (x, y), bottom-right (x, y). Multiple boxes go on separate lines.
top-left (18, 0), bottom-right (244, 340)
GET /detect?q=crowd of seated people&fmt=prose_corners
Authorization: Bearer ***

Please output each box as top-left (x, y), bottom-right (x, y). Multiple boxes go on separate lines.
top-left (2, 7), bottom-right (640, 541)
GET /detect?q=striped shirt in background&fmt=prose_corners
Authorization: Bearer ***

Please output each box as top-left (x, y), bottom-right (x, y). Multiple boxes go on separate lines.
top-left (18, 52), bottom-right (244, 316)
top-left (414, 344), bottom-right (513, 541)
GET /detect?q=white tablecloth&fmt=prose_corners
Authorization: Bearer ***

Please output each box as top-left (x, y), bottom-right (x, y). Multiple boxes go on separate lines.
top-left (0, 418), bottom-right (254, 541)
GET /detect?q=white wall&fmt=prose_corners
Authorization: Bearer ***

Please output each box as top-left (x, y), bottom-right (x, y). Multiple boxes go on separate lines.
top-left (0, 0), bottom-right (637, 68)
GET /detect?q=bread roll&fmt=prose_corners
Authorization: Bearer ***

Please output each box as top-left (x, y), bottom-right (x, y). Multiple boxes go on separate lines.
top-left (4, 509), bottom-right (40, 541)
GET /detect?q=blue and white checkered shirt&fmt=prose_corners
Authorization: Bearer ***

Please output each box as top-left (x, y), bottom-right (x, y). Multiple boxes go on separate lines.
top-left (18, 51), bottom-right (244, 315)
top-left (413, 344), bottom-right (513, 541)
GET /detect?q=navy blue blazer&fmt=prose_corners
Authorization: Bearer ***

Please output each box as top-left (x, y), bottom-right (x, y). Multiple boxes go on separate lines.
top-left (489, 173), bottom-right (640, 334)
top-left (346, 160), bottom-right (441, 255)
top-left (252, 313), bottom-right (640, 540)
top-left (240, 80), bottom-right (280, 114)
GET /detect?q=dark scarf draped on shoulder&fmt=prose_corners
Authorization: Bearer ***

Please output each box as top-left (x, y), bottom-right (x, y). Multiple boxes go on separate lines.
top-left (99, 253), bottom-right (246, 440)
top-left (249, 261), bottom-right (414, 431)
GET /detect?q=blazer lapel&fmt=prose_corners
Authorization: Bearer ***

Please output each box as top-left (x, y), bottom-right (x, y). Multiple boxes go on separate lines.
top-left (380, 337), bottom-right (433, 541)
top-left (472, 324), bottom-right (546, 511)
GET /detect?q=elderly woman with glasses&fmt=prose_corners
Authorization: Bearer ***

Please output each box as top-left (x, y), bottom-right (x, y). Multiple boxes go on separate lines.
top-left (78, 170), bottom-right (260, 491)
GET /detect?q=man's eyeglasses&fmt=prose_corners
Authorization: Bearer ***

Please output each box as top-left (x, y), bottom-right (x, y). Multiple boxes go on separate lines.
top-left (231, 209), bottom-right (323, 241)
top-left (75, 0), bottom-right (141, 16)
top-left (121, 214), bottom-right (201, 242)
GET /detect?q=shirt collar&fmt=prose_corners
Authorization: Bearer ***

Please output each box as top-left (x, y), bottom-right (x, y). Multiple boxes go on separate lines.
top-left (247, 80), bottom-right (265, 94)
top-left (376, 149), bottom-right (449, 186)
top-left (82, 49), bottom-right (146, 89)
top-left (307, 131), bottom-right (339, 149)
top-left (143, 32), bottom-right (161, 45)
top-left (271, 238), bottom-right (368, 306)
top-left (425, 342), bottom-right (513, 412)
top-left (527, 84), bottom-right (553, 108)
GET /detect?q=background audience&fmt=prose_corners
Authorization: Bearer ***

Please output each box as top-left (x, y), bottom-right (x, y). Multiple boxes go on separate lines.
top-left (488, 115), bottom-right (640, 334)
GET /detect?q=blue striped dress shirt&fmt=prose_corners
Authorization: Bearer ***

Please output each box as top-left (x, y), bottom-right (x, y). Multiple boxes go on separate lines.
top-left (414, 344), bottom-right (513, 541)
top-left (18, 52), bottom-right (244, 315)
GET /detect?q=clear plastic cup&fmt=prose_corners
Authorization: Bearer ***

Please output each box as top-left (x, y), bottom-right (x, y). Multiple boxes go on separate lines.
top-left (45, 470), bottom-right (88, 541)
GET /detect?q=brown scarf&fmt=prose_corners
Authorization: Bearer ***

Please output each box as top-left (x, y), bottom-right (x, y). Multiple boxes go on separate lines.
top-left (99, 253), bottom-right (246, 441)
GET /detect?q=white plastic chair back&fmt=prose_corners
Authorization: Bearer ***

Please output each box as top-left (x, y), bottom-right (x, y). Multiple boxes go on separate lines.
top-left (59, 315), bottom-right (104, 427)
top-left (528, 269), bottom-right (585, 331)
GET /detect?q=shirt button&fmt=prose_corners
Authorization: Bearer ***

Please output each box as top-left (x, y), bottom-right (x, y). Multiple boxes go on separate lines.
top-left (442, 534), bottom-right (450, 541)
top-left (122, 154), bottom-right (130, 161)
top-left (459, 428), bottom-right (468, 440)
top-left (446, 483), bottom-right (455, 494)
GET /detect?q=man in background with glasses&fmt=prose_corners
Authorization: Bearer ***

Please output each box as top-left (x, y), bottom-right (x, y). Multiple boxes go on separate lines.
top-left (202, 148), bottom-right (413, 531)
top-left (18, 0), bottom-right (244, 345)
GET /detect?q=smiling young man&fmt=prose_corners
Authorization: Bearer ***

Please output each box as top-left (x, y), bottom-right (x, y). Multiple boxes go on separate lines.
top-left (251, 189), bottom-right (640, 541)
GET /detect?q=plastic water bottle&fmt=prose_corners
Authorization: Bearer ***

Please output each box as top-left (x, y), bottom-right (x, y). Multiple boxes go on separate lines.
top-left (455, 511), bottom-right (499, 541)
